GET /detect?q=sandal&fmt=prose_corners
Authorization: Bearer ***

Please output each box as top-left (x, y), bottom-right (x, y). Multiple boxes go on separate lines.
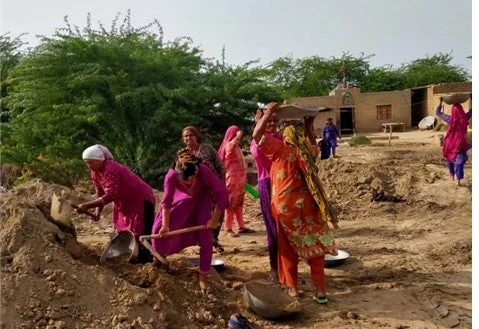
top-left (213, 242), bottom-right (225, 253)
top-left (313, 295), bottom-right (329, 304)
top-left (238, 227), bottom-right (255, 234)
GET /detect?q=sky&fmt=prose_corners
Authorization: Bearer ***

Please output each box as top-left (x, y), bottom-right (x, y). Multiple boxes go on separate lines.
top-left (1, 0), bottom-right (473, 76)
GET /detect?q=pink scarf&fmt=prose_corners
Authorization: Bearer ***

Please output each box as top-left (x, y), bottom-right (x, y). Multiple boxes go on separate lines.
top-left (218, 125), bottom-right (240, 161)
top-left (443, 104), bottom-right (470, 162)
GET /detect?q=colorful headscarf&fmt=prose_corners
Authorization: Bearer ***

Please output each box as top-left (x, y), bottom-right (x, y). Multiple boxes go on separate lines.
top-left (443, 104), bottom-right (470, 162)
top-left (218, 125), bottom-right (240, 161)
top-left (82, 144), bottom-right (114, 161)
top-left (282, 123), bottom-right (338, 228)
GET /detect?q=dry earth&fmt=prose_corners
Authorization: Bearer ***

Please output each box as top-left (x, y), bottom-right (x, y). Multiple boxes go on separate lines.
top-left (0, 130), bottom-right (472, 329)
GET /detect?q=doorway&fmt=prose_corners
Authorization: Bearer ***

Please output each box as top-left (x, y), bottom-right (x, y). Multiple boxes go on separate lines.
top-left (340, 107), bottom-right (354, 135)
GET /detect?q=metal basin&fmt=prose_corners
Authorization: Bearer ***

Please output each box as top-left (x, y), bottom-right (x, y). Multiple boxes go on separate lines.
top-left (325, 249), bottom-right (349, 267)
top-left (443, 93), bottom-right (470, 105)
top-left (185, 257), bottom-right (225, 271)
top-left (100, 230), bottom-right (139, 263)
top-left (243, 279), bottom-right (301, 320)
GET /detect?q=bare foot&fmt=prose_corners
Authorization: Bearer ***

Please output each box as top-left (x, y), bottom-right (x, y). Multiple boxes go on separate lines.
top-left (267, 270), bottom-right (279, 282)
top-left (199, 273), bottom-right (208, 294)
top-left (457, 180), bottom-right (462, 186)
top-left (288, 287), bottom-right (299, 298)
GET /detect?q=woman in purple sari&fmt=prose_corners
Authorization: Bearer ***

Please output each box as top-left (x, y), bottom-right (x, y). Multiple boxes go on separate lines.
top-left (250, 108), bottom-right (282, 281)
top-left (152, 149), bottom-right (228, 291)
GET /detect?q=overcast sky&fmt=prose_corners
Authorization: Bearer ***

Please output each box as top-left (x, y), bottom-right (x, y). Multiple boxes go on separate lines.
top-left (1, 0), bottom-right (473, 75)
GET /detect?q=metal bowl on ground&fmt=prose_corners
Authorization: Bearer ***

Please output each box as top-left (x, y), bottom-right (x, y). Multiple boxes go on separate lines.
top-left (443, 93), bottom-right (470, 105)
top-left (418, 115), bottom-right (436, 130)
top-left (243, 279), bottom-right (301, 320)
top-left (185, 257), bottom-right (226, 271)
top-left (325, 249), bottom-right (350, 267)
top-left (100, 230), bottom-right (139, 263)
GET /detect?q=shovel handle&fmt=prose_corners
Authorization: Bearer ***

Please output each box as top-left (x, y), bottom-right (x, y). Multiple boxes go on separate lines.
top-left (71, 204), bottom-right (99, 221)
top-left (140, 239), bottom-right (168, 265)
top-left (140, 225), bottom-right (208, 241)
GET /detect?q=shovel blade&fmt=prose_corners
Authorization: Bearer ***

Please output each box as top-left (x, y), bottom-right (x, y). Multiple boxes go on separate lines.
top-left (51, 192), bottom-right (73, 224)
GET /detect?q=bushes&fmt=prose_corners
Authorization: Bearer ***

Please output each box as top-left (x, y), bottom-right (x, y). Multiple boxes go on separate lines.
top-left (348, 135), bottom-right (371, 146)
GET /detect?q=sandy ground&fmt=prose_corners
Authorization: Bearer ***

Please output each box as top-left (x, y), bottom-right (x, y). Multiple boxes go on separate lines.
top-left (0, 130), bottom-right (472, 329)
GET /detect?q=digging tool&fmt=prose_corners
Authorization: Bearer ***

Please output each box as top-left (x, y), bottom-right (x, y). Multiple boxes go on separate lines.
top-left (139, 239), bottom-right (169, 266)
top-left (140, 225), bottom-right (207, 241)
top-left (51, 191), bottom-right (99, 222)
top-left (71, 204), bottom-right (99, 221)
top-left (139, 225), bottom-right (208, 265)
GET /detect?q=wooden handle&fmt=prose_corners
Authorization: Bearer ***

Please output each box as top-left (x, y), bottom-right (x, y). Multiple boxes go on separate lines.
top-left (71, 204), bottom-right (99, 221)
top-left (140, 225), bottom-right (207, 241)
top-left (140, 239), bottom-right (168, 265)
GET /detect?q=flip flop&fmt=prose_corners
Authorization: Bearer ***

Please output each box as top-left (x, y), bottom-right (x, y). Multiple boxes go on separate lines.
top-left (214, 243), bottom-right (225, 253)
top-left (313, 296), bottom-right (329, 304)
top-left (238, 227), bottom-right (255, 234)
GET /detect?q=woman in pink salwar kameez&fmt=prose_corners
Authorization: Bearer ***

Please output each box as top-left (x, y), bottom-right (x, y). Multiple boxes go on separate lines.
top-left (77, 144), bottom-right (156, 263)
top-left (152, 149), bottom-right (228, 292)
top-left (218, 126), bottom-right (254, 235)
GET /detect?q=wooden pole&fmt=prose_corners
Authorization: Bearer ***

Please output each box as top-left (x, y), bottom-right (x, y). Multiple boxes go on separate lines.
top-left (388, 125), bottom-right (393, 145)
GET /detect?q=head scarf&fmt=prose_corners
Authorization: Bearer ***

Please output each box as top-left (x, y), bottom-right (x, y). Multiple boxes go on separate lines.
top-left (174, 148), bottom-right (201, 179)
top-left (82, 144), bottom-right (114, 161)
top-left (282, 123), bottom-right (338, 228)
top-left (218, 125), bottom-right (240, 161)
top-left (443, 104), bottom-right (470, 162)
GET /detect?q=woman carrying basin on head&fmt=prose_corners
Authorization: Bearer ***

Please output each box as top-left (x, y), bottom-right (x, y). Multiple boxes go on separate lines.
top-left (250, 108), bottom-right (283, 281)
top-left (435, 96), bottom-right (472, 186)
top-left (252, 102), bottom-right (338, 304)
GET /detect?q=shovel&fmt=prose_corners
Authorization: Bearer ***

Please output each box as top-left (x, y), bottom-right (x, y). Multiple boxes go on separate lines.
top-left (51, 191), bottom-right (99, 222)
top-left (139, 225), bottom-right (208, 266)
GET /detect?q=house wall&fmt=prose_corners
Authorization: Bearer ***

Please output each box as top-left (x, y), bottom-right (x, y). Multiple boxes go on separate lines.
top-left (290, 88), bottom-right (411, 134)
top-left (287, 82), bottom-right (471, 134)
top-left (356, 90), bottom-right (411, 132)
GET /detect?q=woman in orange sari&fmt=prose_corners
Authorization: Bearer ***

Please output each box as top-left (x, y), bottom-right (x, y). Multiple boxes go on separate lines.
top-left (252, 102), bottom-right (338, 304)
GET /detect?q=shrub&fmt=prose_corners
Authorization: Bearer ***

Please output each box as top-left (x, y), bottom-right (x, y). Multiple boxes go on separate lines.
top-left (348, 135), bottom-right (371, 146)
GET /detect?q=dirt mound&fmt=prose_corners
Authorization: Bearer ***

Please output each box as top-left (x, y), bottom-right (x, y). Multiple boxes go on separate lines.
top-left (1, 137), bottom-right (472, 329)
top-left (0, 181), bottom-right (243, 329)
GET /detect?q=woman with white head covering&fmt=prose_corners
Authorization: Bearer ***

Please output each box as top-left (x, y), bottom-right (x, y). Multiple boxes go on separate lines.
top-left (77, 144), bottom-right (156, 263)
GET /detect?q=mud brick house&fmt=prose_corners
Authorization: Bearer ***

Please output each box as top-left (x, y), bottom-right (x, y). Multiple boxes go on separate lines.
top-left (286, 81), bottom-right (472, 135)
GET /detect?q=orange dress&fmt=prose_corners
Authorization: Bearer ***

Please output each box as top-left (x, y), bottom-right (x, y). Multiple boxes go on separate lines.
top-left (258, 135), bottom-right (336, 259)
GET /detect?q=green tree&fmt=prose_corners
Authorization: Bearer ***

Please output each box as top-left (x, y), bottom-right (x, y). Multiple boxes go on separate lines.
top-left (1, 13), bottom-right (278, 187)
top-left (400, 52), bottom-right (469, 88)
top-left (0, 33), bottom-right (26, 123)
top-left (267, 52), bottom-right (374, 99)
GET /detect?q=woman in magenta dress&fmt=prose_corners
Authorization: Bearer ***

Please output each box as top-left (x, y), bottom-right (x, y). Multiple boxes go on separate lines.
top-left (436, 96), bottom-right (472, 185)
top-left (77, 144), bottom-right (156, 263)
top-left (218, 125), bottom-right (254, 235)
top-left (152, 149), bottom-right (228, 291)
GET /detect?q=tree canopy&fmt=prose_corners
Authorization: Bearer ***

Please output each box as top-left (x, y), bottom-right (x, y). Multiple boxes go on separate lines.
top-left (0, 13), bottom-right (471, 188)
